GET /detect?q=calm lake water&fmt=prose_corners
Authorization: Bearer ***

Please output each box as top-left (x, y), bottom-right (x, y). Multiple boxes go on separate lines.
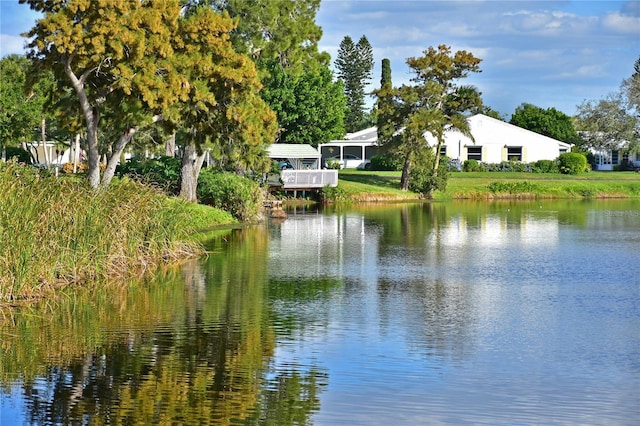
top-left (1, 200), bottom-right (639, 425)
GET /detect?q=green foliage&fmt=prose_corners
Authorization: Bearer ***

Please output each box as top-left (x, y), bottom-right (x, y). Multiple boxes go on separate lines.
top-left (116, 156), bottom-right (182, 195)
top-left (335, 35), bottom-right (374, 132)
top-left (380, 58), bottom-right (392, 87)
top-left (179, 200), bottom-right (236, 230)
top-left (533, 159), bottom-right (559, 173)
top-left (558, 152), bottom-right (589, 175)
top-left (463, 159), bottom-right (483, 172)
top-left (481, 107), bottom-right (506, 121)
top-left (208, 0), bottom-right (324, 78)
top-left (483, 161), bottom-right (533, 173)
top-left (197, 169), bottom-right (264, 222)
top-left (320, 184), bottom-right (350, 204)
top-left (324, 158), bottom-right (342, 169)
top-left (262, 61), bottom-right (345, 146)
top-left (487, 181), bottom-right (540, 194)
top-left (575, 94), bottom-right (639, 154)
top-left (0, 161), bottom-right (205, 302)
top-left (408, 150), bottom-right (450, 195)
top-left (510, 103), bottom-right (579, 144)
top-left (370, 154), bottom-right (403, 171)
top-left (207, 0), bottom-right (330, 149)
top-left (0, 55), bottom-right (54, 146)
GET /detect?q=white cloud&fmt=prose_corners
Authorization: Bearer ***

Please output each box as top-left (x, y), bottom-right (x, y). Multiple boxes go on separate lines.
top-left (602, 12), bottom-right (640, 34)
top-left (0, 35), bottom-right (27, 57)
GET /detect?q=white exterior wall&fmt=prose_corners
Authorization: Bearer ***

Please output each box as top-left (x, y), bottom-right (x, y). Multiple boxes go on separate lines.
top-left (429, 115), bottom-right (571, 163)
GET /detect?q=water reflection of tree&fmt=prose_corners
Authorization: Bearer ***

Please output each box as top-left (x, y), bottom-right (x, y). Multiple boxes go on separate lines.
top-left (1, 227), bottom-right (326, 425)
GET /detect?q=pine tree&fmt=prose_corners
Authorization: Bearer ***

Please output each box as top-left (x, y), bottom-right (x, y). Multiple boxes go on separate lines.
top-left (381, 58), bottom-right (392, 87)
top-left (336, 35), bottom-right (374, 132)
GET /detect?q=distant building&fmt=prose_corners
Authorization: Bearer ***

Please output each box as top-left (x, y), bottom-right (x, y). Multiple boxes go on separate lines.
top-left (318, 114), bottom-right (572, 169)
top-left (429, 114), bottom-right (572, 164)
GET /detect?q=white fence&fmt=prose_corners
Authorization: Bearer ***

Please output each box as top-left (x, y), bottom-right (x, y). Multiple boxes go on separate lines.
top-left (268, 170), bottom-right (338, 189)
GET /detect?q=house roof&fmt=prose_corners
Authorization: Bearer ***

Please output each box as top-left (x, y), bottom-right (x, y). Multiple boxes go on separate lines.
top-left (464, 114), bottom-right (572, 148)
top-left (344, 127), bottom-right (378, 142)
top-left (267, 143), bottom-right (321, 159)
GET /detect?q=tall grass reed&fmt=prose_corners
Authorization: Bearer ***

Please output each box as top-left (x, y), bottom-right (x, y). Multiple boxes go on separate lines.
top-left (0, 162), bottom-right (203, 303)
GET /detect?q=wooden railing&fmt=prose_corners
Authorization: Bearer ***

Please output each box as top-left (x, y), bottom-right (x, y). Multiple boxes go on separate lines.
top-left (267, 170), bottom-right (338, 189)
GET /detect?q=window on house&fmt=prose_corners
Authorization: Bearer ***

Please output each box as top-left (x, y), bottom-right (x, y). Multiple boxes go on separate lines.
top-left (611, 150), bottom-right (619, 164)
top-left (467, 146), bottom-right (482, 161)
top-left (507, 146), bottom-right (522, 161)
top-left (440, 145), bottom-right (447, 157)
top-left (622, 152), bottom-right (629, 162)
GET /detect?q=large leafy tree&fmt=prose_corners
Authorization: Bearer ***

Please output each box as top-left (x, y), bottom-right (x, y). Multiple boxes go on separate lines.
top-left (22, 0), bottom-right (189, 187)
top-left (510, 103), bottom-right (579, 144)
top-left (375, 45), bottom-right (482, 195)
top-left (0, 55), bottom-right (51, 150)
top-left (575, 56), bottom-right (640, 155)
top-left (262, 60), bottom-right (345, 146)
top-left (335, 35), bottom-right (374, 132)
top-left (193, 0), bottom-right (343, 144)
top-left (22, 0), bottom-right (275, 196)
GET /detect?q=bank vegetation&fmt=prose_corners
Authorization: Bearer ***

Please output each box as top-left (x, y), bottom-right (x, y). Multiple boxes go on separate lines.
top-left (0, 162), bottom-right (234, 305)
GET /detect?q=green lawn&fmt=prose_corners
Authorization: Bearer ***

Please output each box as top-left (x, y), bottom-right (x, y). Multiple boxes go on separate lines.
top-left (337, 169), bottom-right (640, 200)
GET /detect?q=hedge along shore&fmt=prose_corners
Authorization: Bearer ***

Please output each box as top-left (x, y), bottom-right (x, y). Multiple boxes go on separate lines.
top-left (0, 162), bottom-right (235, 305)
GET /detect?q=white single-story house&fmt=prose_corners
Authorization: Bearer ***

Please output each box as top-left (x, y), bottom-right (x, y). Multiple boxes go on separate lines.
top-left (318, 114), bottom-right (572, 168)
top-left (431, 114), bottom-right (572, 164)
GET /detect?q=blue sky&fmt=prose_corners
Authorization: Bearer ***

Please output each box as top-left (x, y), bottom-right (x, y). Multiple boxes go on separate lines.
top-left (2, 1), bottom-right (639, 117)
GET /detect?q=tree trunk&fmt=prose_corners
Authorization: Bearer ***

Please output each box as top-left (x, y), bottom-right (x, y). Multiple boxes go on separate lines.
top-left (165, 133), bottom-right (176, 157)
top-left (64, 57), bottom-right (101, 188)
top-left (400, 152), bottom-right (412, 191)
top-left (86, 117), bottom-right (101, 188)
top-left (179, 142), bottom-right (206, 202)
top-left (426, 138), bottom-right (444, 199)
top-left (101, 127), bottom-right (138, 188)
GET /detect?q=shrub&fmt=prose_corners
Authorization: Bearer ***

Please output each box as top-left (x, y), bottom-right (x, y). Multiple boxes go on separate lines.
top-left (320, 184), bottom-right (350, 203)
top-left (463, 159), bottom-right (481, 172)
top-left (533, 159), bottom-right (558, 173)
top-left (370, 154), bottom-right (402, 171)
top-left (197, 169), bottom-right (263, 222)
top-left (408, 150), bottom-right (449, 196)
top-left (116, 156), bottom-right (181, 194)
top-left (558, 152), bottom-right (588, 175)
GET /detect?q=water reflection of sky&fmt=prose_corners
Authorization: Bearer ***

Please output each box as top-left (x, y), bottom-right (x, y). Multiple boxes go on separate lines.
top-left (267, 202), bottom-right (640, 424)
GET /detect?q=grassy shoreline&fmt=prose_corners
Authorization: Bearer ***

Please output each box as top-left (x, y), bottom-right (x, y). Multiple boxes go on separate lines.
top-left (0, 162), bottom-right (236, 305)
top-left (337, 169), bottom-right (640, 201)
